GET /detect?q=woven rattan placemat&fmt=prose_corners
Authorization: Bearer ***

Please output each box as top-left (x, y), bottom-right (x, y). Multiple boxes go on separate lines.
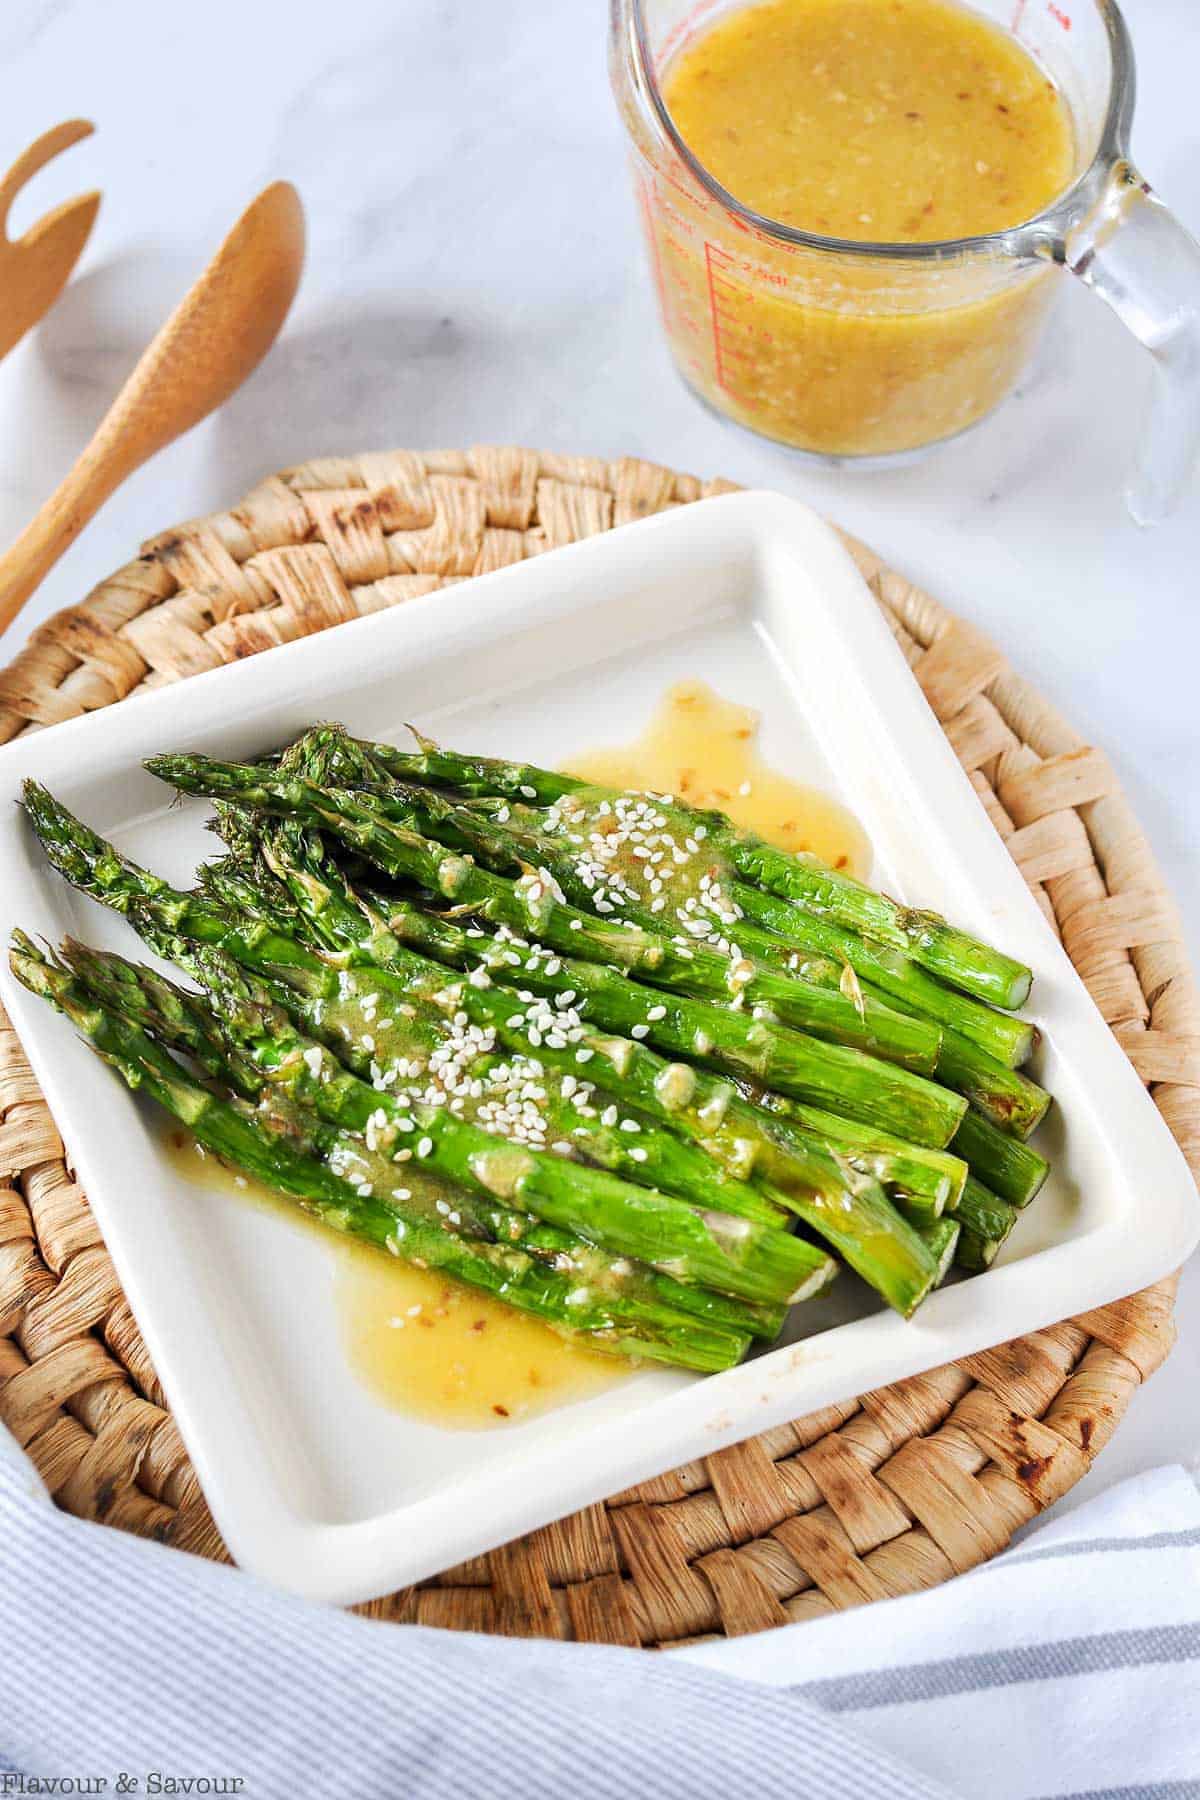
top-left (0, 446), bottom-right (1193, 1646)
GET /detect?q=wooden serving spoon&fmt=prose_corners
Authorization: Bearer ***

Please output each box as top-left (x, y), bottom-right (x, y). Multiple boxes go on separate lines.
top-left (0, 120), bottom-right (101, 364)
top-left (0, 179), bottom-right (306, 636)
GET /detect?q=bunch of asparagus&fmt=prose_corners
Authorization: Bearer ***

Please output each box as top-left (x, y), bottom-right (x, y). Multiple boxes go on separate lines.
top-left (10, 720), bottom-right (1051, 1375)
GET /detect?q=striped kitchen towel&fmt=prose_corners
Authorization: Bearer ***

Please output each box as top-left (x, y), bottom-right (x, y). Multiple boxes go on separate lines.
top-left (680, 1462), bottom-right (1200, 1800)
top-left (1, 1415), bottom-right (1197, 1800)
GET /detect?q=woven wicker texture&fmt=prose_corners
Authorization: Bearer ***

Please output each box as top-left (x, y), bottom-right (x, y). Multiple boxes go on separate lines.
top-left (0, 446), bottom-right (1193, 1647)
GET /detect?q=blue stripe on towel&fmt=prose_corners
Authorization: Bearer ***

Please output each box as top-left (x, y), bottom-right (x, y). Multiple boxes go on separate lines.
top-left (794, 1625), bottom-right (1200, 1710)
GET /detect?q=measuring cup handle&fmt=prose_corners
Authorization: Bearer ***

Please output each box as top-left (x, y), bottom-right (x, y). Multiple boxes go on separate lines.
top-left (1066, 162), bottom-right (1200, 525)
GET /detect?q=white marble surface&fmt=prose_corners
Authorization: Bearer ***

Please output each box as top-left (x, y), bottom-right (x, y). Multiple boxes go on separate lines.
top-left (1, 0), bottom-right (1197, 1517)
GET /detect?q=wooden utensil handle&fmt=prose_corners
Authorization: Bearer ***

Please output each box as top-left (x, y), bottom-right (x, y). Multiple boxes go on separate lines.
top-left (0, 444), bottom-right (119, 635)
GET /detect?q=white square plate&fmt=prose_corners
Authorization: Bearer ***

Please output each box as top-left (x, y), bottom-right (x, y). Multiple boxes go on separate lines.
top-left (2, 492), bottom-right (1195, 1606)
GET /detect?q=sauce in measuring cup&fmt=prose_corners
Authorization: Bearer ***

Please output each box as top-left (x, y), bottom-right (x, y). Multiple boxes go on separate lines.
top-left (626, 0), bottom-right (1077, 457)
top-left (665, 0), bottom-right (1073, 243)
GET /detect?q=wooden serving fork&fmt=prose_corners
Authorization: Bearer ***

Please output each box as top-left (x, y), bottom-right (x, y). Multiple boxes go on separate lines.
top-left (0, 180), bottom-right (305, 635)
top-left (0, 119), bottom-right (100, 364)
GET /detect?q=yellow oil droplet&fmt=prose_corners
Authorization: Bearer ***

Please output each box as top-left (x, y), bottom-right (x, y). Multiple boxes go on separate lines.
top-left (164, 1131), bottom-right (628, 1430)
top-left (566, 679), bottom-right (871, 876)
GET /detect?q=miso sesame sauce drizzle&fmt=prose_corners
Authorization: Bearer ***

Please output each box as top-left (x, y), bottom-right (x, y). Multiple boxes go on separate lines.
top-left (546, 681), bottom-right (869, 985)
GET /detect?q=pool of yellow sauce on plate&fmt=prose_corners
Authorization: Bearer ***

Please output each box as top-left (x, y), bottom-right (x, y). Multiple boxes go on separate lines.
top-left (334, 1257), bottom-right (624, 1427)
top-left (165, 1132), bottom-right (625, 1430)
top-left (164, 691), bottom-right (868, 1428)
top-left (567, 679), bottom-right (871, 878)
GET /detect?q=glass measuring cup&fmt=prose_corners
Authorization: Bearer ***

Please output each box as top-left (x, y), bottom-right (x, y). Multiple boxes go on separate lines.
top-left (610, 0), bottom-right (1200, 521)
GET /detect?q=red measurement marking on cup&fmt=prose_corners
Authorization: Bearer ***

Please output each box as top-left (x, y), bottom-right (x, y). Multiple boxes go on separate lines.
top-left (1046, 1), bottom-right (1072, 27)
top-left (703, 242), bottom-right (764, 397)
top-left (704, 241), bottom-right (733, 391)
